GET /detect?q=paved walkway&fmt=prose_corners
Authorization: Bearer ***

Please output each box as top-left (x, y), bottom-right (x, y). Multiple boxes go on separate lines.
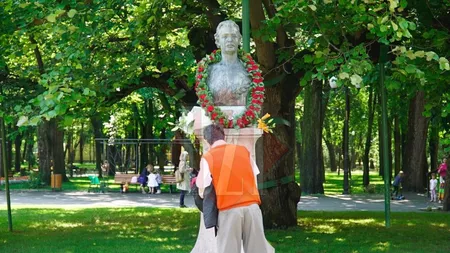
top-left (0, 190), bottom-right (443, 211)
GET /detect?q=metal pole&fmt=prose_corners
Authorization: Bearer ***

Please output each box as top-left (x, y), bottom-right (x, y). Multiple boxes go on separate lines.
top-left (379, 44), bottom-right (391, 228)
top-left (242, 0), bottom-right (250, 53)
top-left (343, 86), bottom-right (350, 194)
top-left (1, 117), bottom-right (13, 232)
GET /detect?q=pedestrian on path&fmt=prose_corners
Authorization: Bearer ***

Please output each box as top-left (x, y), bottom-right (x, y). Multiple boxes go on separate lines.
top-left (177, 151), bottom-right (192, 208)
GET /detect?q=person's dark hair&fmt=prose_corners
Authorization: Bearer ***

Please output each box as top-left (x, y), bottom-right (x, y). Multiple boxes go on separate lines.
top-left (203, 124), bottom-right (225, 145)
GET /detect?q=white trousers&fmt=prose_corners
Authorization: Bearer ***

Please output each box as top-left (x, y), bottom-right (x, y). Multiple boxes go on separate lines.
top-left (217, 204), bottom-right (275, 253)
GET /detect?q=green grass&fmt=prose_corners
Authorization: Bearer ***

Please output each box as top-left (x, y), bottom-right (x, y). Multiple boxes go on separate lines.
top-left (295, 169), bottom-right (385, 195)
top-left (0, 208), bottom-right (449, 253)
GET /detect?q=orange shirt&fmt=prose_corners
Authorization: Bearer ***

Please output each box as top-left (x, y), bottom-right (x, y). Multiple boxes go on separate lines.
top-left (203, 144), bottom-right (261, 211)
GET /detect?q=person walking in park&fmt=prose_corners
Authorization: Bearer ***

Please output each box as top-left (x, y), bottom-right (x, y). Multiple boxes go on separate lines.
top-left (437, 158), bottom-right (447, 203)
top-left (196, 124), bottom-right (274, 253)
top-left (392, 171), bottom-right (404, 199)
top-left (430, 173), bottom-right (438, 202)
top-left (177, 151), bottom-right (192, 208)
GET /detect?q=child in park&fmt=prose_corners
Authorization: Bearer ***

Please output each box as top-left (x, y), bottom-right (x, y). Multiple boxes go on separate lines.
top-left (392, 171), bottom-right (404, 200)
top-left (147, 165), bottom-right (159, 194)
top-left (430, 173), bottom-right (438, 202)
top-left (155, 169), bottom-right (162, 194)
top-left (437, 158), bottom-right (447, 203)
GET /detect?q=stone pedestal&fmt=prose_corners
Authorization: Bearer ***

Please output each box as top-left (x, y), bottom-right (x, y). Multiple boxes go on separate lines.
top-left (190, 106), bottom-right (263, 253)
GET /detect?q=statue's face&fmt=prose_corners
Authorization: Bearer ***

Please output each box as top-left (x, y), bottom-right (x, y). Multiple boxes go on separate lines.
top-left (218, 25), bottom-right (239, 54)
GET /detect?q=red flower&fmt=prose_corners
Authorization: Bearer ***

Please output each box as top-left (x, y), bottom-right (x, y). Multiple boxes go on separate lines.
top-left (245, 110), bottom-right (255, 117)
top-left (199, 94), bottom-right (206, 100)
top-left (207, 105), bottom-right (214, 112)
top-left (252, 86), bottom-right (264, 93)
top-left (237, 119), bottom-right (243, 127)
top-left (228, 120), bottom-right (233, 128)
top-left (252, 99), bottom-right (263, 105)
top-left (197, 74), bottom-right (203, 79)
top-left (219, 118), bottom-right (224, 125)
top-left (198, 66), bottom-right (204, 73)
top-left (247, 55), bottom-right (252, 60)
top-left (254, 72), bottom-right (262, 77)
top-left (247, 65), bottom-right (258, 72)
top-left (211, 113), bottom-right (218, 120)
top-left (253, 78), bottom-right (263, 84)
top-left (209, 55), bottom-right (214, 60)
top-left (212, 50), bottom-right (217, 54)
top-left (242, 117), bottom-right (249, 125)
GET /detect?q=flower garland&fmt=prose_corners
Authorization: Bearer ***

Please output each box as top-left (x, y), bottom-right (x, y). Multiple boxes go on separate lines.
top-left (195, 49), bottom-right (265, 128)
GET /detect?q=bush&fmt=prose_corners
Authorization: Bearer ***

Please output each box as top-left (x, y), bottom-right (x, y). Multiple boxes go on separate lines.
top-left (364, 184), bottom-right (376, 193)
top-left (27, 172), bottom-right (43, 189)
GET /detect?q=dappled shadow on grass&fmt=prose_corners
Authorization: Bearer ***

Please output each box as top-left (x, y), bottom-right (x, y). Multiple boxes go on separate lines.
top-left (1, 208), bottom-right (199, 253)
top-left (1, 209), bottom-right (449, 253)
top-left (267, 211), bottom-right (450, 253)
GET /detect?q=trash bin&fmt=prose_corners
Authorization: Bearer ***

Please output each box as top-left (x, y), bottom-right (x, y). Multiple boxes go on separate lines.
top-left (51, 174), bottom-right (62, 191)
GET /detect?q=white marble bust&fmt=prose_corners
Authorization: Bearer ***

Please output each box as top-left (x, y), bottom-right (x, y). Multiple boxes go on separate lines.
top-left (207, 20), bottom-right (251, 106)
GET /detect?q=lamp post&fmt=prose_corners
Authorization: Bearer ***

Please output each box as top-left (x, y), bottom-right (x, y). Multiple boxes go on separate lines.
top-left (329, 77), bottom-right (354, 194)
top-left (379, 45), bottom-right (391, 228)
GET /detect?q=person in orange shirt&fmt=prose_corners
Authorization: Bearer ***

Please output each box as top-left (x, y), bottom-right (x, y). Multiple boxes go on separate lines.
top-left (196, 124), bottom-right (274, 253)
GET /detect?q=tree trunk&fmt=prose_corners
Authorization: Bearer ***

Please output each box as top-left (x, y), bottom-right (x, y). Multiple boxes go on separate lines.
top-left (91, 116), bottom-right (105, 177)
top-left (14, 130), bottom-right (22, 173)
top-left (388, 117), bottom-right (393, 183)
top-left (444, 163), bottom-right (450, 211)
top-left (0, 138), bottom-right (4, 177)
top-left (26, 133), bottom-right (35, 170)
top-left (363, 89), bottom-right (375, 186)
top-left (394, 114), bottom-right (401, 176)
top-left (429, 113), bottom-right (440, 173)
top-left (171, 130), bottom-right (183, 173)
top-left (324, 138), bottom-right (337, 172)
top-left (300, 80), bottom-right (324, 194)
top-left (402, 91), bottom-right (429, 192)
top-left (378, 110), bottom-right (384, 178)
top-left (7, 131), bottom-right (13, 174)
top-left (158, 128), bottom-right (167, 171)
top-left (258, 79), bottom-right (301, 229)
top-left (295, 141), bottom-right (301, 172)
top-left (250, 0), bottom-right (301, 228)
top-left (38, 120), bottom-right (52, 185)
top-left (53, 119), bottom-right (67, 181)
top-left (79, 123), bottom-right (84, 164)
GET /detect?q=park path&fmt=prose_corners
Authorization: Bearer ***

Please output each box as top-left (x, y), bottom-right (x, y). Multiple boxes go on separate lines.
top-left (0, 190), bottom-right (442, 212)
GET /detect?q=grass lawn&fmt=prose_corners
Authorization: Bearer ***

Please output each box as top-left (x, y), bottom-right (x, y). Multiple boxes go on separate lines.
top-left (295, 169), bottom-right (385, 195)
top-left (0, 208), bottom-right (449, 253)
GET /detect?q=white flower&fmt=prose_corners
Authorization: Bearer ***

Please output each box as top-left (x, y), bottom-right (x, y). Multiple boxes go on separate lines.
top-left (173, 111), bottom-right (195, 135)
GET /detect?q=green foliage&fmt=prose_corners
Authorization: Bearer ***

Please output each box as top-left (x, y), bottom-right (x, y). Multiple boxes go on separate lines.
top-left (27, 172), bottom-right (43, 189)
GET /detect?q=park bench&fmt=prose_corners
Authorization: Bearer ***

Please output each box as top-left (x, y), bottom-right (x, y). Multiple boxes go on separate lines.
top-left (114, 173), bottom-right (140, 192)
top-left (161, 174), bottom-right (178, 193)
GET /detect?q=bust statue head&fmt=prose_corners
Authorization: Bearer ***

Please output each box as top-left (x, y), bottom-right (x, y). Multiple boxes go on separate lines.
top-left (214, 20), bottom-right (242, 55)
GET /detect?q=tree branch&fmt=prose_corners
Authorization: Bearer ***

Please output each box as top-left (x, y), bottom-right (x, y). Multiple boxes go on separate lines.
top-left (29, 35), bottom-right (45, 74)
top-left (250, 0), bottom-right (276, 71)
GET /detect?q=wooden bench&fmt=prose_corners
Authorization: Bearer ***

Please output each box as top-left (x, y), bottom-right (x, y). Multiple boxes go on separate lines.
top-left (114, 174), bottom-right (140, 193)
top-left (161, 174), bottom-right (178, 193)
